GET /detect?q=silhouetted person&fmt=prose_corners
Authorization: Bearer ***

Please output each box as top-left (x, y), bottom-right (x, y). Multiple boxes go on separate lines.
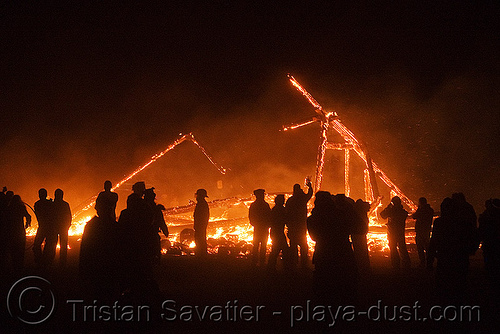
top-left (268, 194), bottom-right (291, 270)
top-left (285, 179), bottom-right (313, 267)
top-left (352, 199), bottom-right (371, 273)
top-left (44, 189), bottom-right (72, 266)
top-left (308, 191), bottom-right (357, 303)
top-left (412, 197), bottom-right (434, 268)
top-left (80, 197), bottom-right (118, 296)
top-left (0, 187), bottom-right (7, 213)
top-left (333, 194), bottom-right (357, 231)
top-left (249, 189), bottom-right (271, 266)
top-left (118, 182), bottom-right (155, 287)
top-left (0, 187), bottom-right (10, 270)
top-left (451, 192), bottom-right (479, 252)
top-left (3, 194), bottom-right (31, 273)
top-left (380, 196), bottom-right (410, 269)
top-left (193, 189), bottom-right (209, 257)
top-left (427, 197), bottom-right (478, 301)
top-left (144, 187), bottom-right (169, 264)
top-left (478, 198), bottom-right (500, 298)
top-left (95, 180), bottom-right (118, 221)
top-left (33, 188), bottom-right (54, 265)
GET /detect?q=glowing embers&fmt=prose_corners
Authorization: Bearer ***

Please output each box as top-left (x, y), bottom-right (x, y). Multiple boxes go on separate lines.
top-left (25, 194), bottom-right (397, 258)
top-left (162, 219), bottom-right (318, 257)
top-left (367, 232), bottom-right (390, 253)
top-left (163, 202), bottom-right (256, 257)
top-left (25, 215), bottom-right (91, 237)
top-left (162, 215), bottom-right (393, 256)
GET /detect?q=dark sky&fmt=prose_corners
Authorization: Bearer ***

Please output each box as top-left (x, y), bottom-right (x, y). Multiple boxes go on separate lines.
top-left (1, 2), bottom-right (499, 212)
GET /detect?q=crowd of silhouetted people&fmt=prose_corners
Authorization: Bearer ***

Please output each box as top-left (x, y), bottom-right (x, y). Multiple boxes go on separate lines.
top-left (0, 187), bottom-right (31, 274)
top-left (247, 186), bottom-right (499, 304)
top-left (79, 181), bottom-right (169, 297)
top-left (0, 186), bottom-right (71, 275)
top-left (246, 186), bottom-right (499, 304)
top-left (247, 182), bottom-right (372, 302)
top-left (1, 181), bottom-right (499, 304)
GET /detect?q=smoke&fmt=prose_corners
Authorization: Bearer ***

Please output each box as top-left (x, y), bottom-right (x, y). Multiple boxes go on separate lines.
top-left (317, 69), bottom-right (500, 210)
top-left (1, 65), bottom-right (498, 220)
top-left (1, 2), bottom-right (498, 217)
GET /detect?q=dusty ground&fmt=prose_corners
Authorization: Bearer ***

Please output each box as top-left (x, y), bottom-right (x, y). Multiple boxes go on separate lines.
top-left (0, 237), bottom-right (498, 333)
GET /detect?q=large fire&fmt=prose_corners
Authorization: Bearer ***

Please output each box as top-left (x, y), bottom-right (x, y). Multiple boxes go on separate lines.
top-left (24, 75), bottom-right (421, 259)
top-left (160, 194), bottom-right (399, 256)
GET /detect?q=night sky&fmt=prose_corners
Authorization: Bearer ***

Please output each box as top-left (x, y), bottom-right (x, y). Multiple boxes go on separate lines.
top-left (1, 2), bottom-right (499, 213)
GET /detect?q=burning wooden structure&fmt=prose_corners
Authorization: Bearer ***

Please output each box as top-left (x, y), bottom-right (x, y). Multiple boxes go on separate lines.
top-left (284, 74), bottom-right (417, 213)
top-left (27, 75), bottom-right (419, 256)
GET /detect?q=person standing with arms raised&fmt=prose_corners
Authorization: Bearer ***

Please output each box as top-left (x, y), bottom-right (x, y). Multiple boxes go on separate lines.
top-left (285, 178), bottom-right (313, 268)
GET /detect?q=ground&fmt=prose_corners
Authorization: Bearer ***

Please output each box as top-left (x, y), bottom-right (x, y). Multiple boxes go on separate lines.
top-left (0, 237), bottom-right (497, 333)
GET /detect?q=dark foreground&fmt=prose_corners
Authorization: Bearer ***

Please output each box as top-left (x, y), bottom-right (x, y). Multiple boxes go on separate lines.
top-left (1, 238), bottom-right (498, 333)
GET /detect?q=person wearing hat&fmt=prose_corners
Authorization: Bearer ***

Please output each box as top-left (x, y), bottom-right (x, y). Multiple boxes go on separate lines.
top-left (249, 189), bottom-right (272, 266)
top-left (194, 189), bottom-right (209, 256)
top-left (380, 196), bottom-right (410, 269)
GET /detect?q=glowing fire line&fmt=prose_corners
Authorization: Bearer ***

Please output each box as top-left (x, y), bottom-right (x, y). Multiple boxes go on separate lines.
top-left (25, 133), bottom-right (228, 237)
top-left (71, 133), bottom-right (227, 221)
top-left (288, 74), bottom-right (324, 111)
